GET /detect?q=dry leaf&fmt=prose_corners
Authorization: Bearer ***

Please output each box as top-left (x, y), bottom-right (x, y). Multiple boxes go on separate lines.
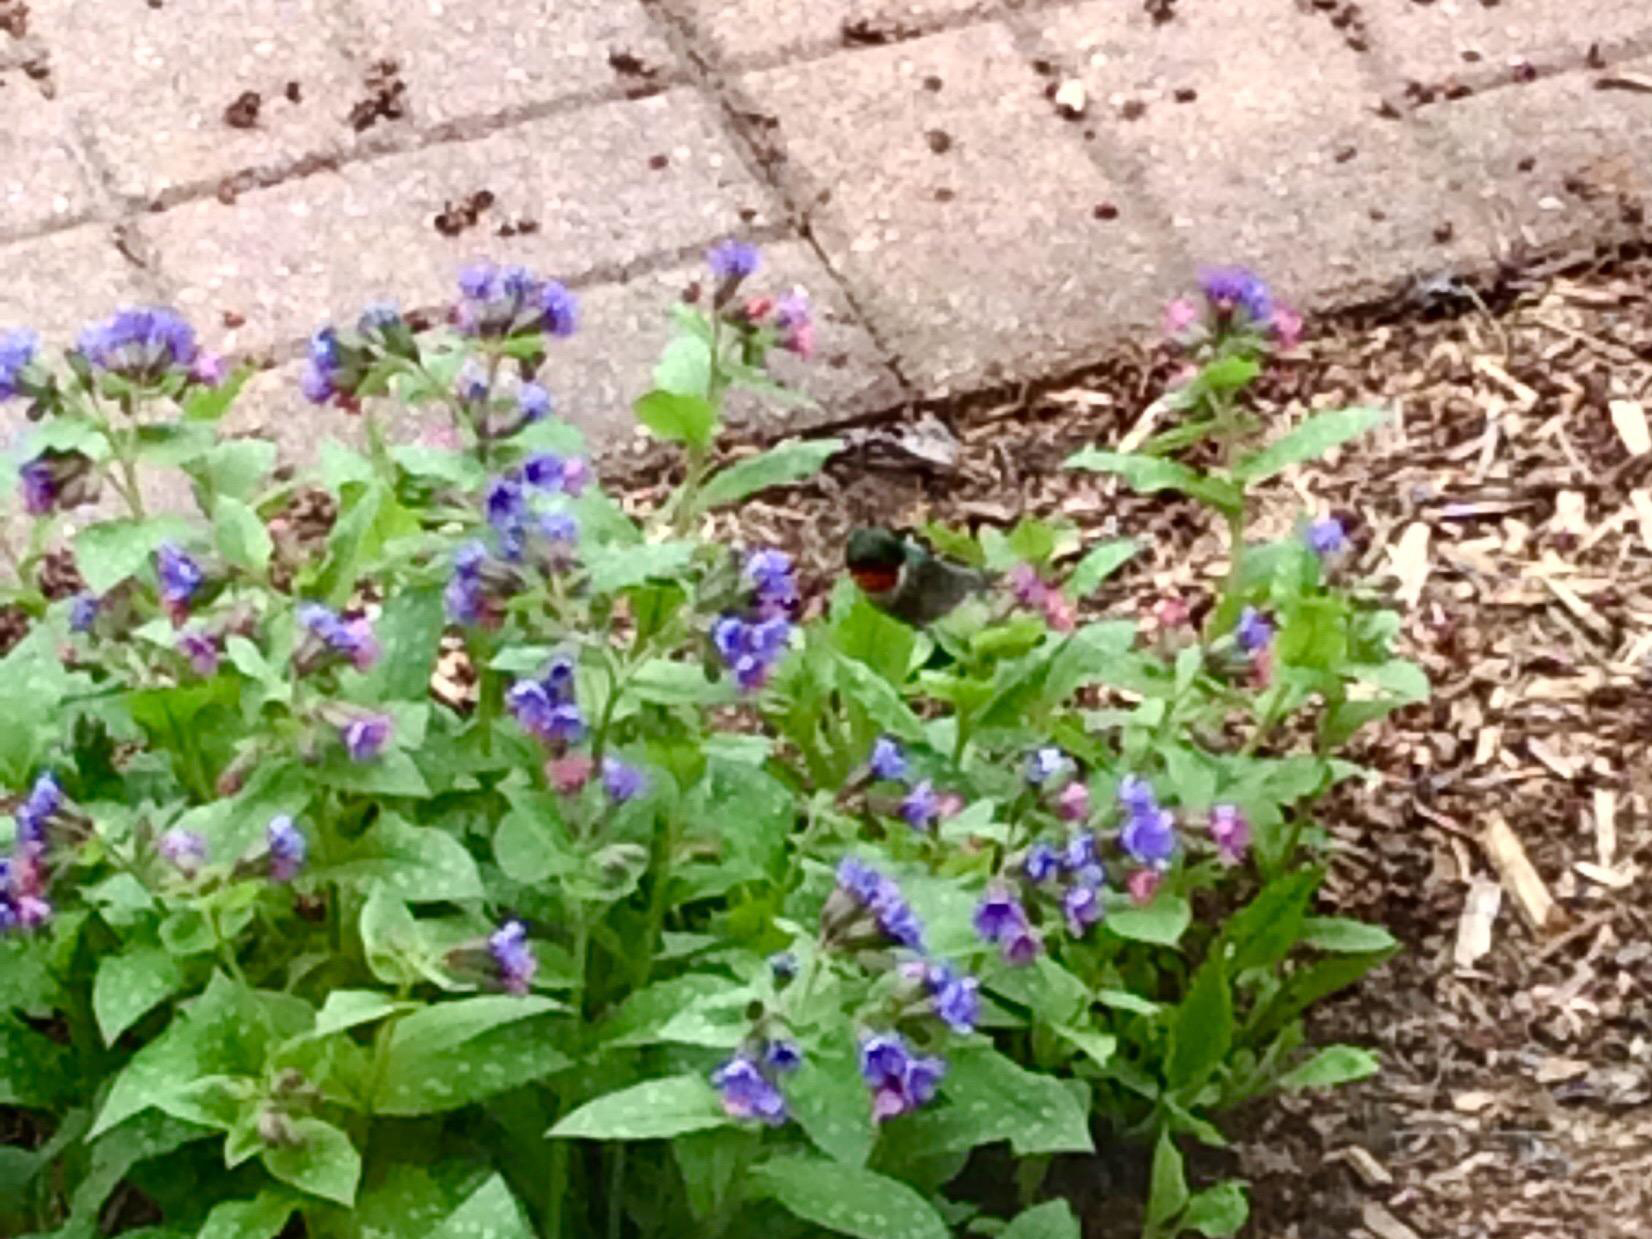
top-left (1482, 815), bottom-right (1554, 931)
top-left (1574, 860), bottom-right (1633, 889)
top-left (1361, 1202), bottom-right (1423, 1239)
top-left (1609, 399), bottom-right (1650, 456)
top-left (1454, 877), bottom-right (1502, 968)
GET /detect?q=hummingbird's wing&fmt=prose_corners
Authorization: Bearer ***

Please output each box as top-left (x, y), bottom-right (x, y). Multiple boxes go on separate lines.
top-left (892, 553), bottom-right (991, 625)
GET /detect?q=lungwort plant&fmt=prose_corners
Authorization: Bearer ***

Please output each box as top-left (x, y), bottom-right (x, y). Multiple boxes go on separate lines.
top-left (0, 251), bottom-right (1422, 1239)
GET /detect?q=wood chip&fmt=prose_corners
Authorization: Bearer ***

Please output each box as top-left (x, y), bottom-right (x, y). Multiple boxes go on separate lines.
top-left (1471, 355), bottom-right (1539, 407)
top-left (1534, 1055), bottom-right (1591, 1084)
top-left (1334, 1144), bottom-right (1393, 1187)
top-left (1609, 399), bottom-right (1651, 456)
top-left (1574, 860), bottom-right (1634, 889)
top-left (1388, 521), bottom-right (1431, 607)
top-left (1481, 815), bottom-right (1554, 931)
top-left (1592, 787), bottom-right (1616, 867)
top-left (1596, 70), bottom-right (1652, 93)
top-left (1631, 489), bottom-right (1652, 553)
top-left (1361, 1201), bottom-right (1423, 1239)
top-left (1454, 877), bottom-right (1501, 968)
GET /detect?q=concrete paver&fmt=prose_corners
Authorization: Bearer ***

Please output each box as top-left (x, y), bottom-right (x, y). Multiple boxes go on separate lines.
top-left (1033, 0), bottom-right (1500, 311)
top-left (0, 226), bottom-right (159, 347)
top-left (144, 91), bottom-right (778, 359)
top-left (0, 78), bottom-right (96, 237)
top-left (738, 22), bottom-right (1182, 394)
top-left (352, 0), bottom-right (682, 128)
top-left (666, 0), bottom-right (995, 65)
top-left (41, 0), bottom-right (364, 203)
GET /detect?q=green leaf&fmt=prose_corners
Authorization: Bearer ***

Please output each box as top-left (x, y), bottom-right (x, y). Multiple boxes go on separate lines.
top-left (1234, 406), bottom-right (1385, 483)
top-left (750, 1156), bottom-right (949, 1239)
top-left (598, 975), bottom-right (736, 1048)
top-left (1277, 1045), bottom-right (1379, 1091)
top-left (653, 334), bottom-right (713, 398)
top-left (789, 1034), bottom-right (875, 1166)
top-left (310, 748), bottom-right (431, 798)
top-left (940, 1046), bottom-right (1093, 1155)
top-left (194, 438), bottom-right (278, 501)
top-left (635, 391), bottom-right (717, 449)
top-left (74, 517), bottom-right (193, 593)
top-left (260, 1116), bottom-right (360, 1206)
top-left (674, 1129), bottom-right (753, 1221)
top-left (1064, 450), bottom-right (1241, 516)
top-left (198, 1191), bottom-right (297, 1239)
top-left (354, 586), bottom-right (446, 703)
top-left (183, 367), bottom-right (253, 422)
top-left (1003, 1200), bottom-right (1081, 1239)
top-left (1054, 1024), bottom-right (1117, 1071)
top-left (1224, 870), bottom-right (1319, 974)
top-left (834, 653), bottom-right (924, 741)
top-left (390, 444), bottom-right (485, 489)
top-left (628, 658), bottom-right (737, 707)
top-left (213, 496), bottom-right (273, 574)
top-left (93, 944), bottom-right (187, 1044)
top-left (549, 1075), bottom-right (730, 1140)
top-left (493, 796), bottom-right (577, 887)
top-left (373, 996), bottom-right (570, 1115)
top-left (0, 1013), bottom-right (71, 1106)
top-left (1301, 917), bottom-right (1397, 953)
top-left (426, 1174), bottom-right (535, 1239)
top-left (1168, 959), bottom-right (1233, 1093)
top-left (1066, 539), bottom-right (1139, 598)
top-left (1107, 893), bottom-right (1192, 946)
top-left (308, 813), bottom-right (482, 902)
top-left (310, 989), bottom-right (411, 1038)
top-left (1146, 1129), bottom-right (1189, 1228)
top-left (1192, 355), bottom-right (1260, 396)
top-left (585, 539), bottom-right (697, 594)
top-left (1182, 1182), bottom-right (1250, 1237)
top-left (698, 437), bottom-right (842, 508)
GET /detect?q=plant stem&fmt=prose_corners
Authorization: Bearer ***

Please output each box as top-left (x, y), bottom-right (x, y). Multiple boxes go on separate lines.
top-left (606, 1145), bottom-right (626, 1239)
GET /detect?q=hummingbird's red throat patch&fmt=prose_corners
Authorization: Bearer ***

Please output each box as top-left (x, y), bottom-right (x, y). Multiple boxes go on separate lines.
top-left (850, 565), bottom-right (900, 594)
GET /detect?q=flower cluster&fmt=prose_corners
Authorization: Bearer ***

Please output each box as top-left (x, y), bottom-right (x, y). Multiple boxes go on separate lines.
top-left (77, 306), bottom-right (199, 382)
top-left (860, 1032), bottom-right (945, 1122)
top-left (917, 961), bottom-right (981, 1034)
top-left (711, 1037), bottom-right (801, 1125)
top-left (858, 737), bottom-right (959, 833)
top-left (1234, 605), bottom-right (1274, 683)
top-left (1023, 830), bottom-right (1107, 938)
top-left (1163, 267), bottom-right (1301, 350)
top-left (0, 327), bottom-right (38, 400)
top-left (827, 857), bottom-right (926, 951)
top-left (454, 264), bottom-right (578, 339)
top-left (711, 614), bottom-right (791, 694)
top-left (340, 714), bottom-right (393, 763)
top-left (295, 603), bottom-right (381, 673)
top-left (973, 886), bottom-right (1042, 965)
top-left (176, 627), bottom-right (221, 676)
top-left (0, 775), bottom-right (59, 930)
top-left (1007, 564), bottom-right (1076, 632)
top-left (266, 815), bottom-right (307, 882)
top-left (300, 303), bottom-right (417, 407)
top-left (17, 450), bottom-right (98, 517)
top-left (155, 543), bottom-right (205, 624)
top-left (508, 656), bottom-right (584, 751)
top-left (489, 920), bottom-right (538, 994)
top-left (1305, 516), bottom-right (1347, 557)
top-left (1117, 775), bottom-right (1177, 872)
top-left (482, 455), bottom-right (587, 565)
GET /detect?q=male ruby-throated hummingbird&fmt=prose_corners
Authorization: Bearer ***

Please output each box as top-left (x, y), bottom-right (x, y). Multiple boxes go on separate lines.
top-left (845, 527), bottom-right (992, 626)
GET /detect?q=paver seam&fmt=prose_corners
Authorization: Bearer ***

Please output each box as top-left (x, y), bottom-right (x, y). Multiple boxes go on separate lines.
top-left (637, 0), bottom-right (919, 399)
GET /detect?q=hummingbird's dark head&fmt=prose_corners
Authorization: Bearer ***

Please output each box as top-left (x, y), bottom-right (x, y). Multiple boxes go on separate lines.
top-left (846, 527), bottom-right (904, 594)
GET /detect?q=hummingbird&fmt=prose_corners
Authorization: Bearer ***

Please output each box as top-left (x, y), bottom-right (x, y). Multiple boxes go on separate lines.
top-left (845, 527), bottom-right (992, 626)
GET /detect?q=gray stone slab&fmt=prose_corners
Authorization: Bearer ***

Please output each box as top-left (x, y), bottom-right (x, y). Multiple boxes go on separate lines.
top-left (351, 0), bottom-right (681, 128)
top-left (1427, 56), bottom-right (1652, 256)
top-left (1360, 0), bottom-right (1652, 91)
top-left (0, 79), bottom-right (96, 237)
top-left (0, 225), bottom-right (159, 348)
top-left (667, 0), bottom-right (994, 65)
top-left (41, 0), bottom-right (365, 203)
top-left (736, 22), bottom-right (1182, 395)
top-left (143, 91), bottom-right (779, 358)
top-left (1032, 0), bottom-right (1499, 312)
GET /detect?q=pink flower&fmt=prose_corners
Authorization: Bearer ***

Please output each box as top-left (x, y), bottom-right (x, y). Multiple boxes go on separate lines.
top-left (1041, 591), bottom-right (1076, 632)
top-left (1162, 297), bottom-right (1200, 338)
top-left (1271, 305), bottom-right (1303, 349)
top-left (1209, 804), bottom-right (1251, 866)
top-left (1007, 564), bottom-right (1047, 608)
top-left (1152, 595), bottom-right (1191, 630)
top-left (1055, 781), bottom-right (1090, 823)
top-left (1126, 869), bottom-right (1163, 906)
top-left (934, 791), bottom-right (966, 820)
top-left (419, 423), bottom-right (463, 451)
top-left (546, 754), bottom-right (594, 794)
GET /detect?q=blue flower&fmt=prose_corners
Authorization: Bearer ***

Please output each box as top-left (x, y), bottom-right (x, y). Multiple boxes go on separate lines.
top-left (1001, 923), bottom-right (1043, 966)
top-left (764, 1039), bottom-right (804, 1073)
top-left (18, 458), bottom-right (54, 515)
top-left (744, 548), bottom-right (798, 617)
top-left (455, 361), bottom-right (490, 403)
top-left (1235, 606), bottom-right (1273, 654)
top-left (836, 856), bottom-right (886, 904)
top-left (267, 815), bottom-right (307, 882)
top-left (15, 773), bottom-right (62, 846)
top-left (155, 543), bottom-right (204, 609)
top-left (1305, 517), bottom-right (1347, 556)
top-left (1062, 883), bottom-right (1104, 938)
top-left (860, 1032), bottom-right (945, 1121)
top-left (711, 1054), bottom-right (788, 1125)
top-left (489, 920), bottom-right (538, 994)
top-left (298, 603), bottom-right (380, 670)
top-left (899, 780), bottom-right (939, 831)
top-left (507, 661), bottom-right (585, 748)
top-left (868, 736), bottom-right (908, 782)
top-left (1024, 843), bottom-right (1063, 883)
top-left (601, 758), bottom-right (646, 804)
top-left (341, 714), bottom-right (393, 763)
top-left (835, 858), bottom-right (925, 950)
top-left (539, 510), bottom-right (579, 545)
top-left (77, 306), bottom-right (198, 379)
top-left (973, 887), bottom-right (1027, 945)
top-left (0, 328), bottom-right (37, 399)
top-left (925, 963), bottom-right (981, 1034)
top-left (157, 829), bottom-right (208, 876)
top-left (1117, 774), bottom-right (1158, 817)
top-left (1198, 267), bottom-right (1274, 327)
top-left (485, 473), bottom-right (528, 556)
top-left (708, 239), bottom-right (760, 282)
top-left (523, 453), bottom-right (568, 490)
top-left (176, 628), bottom-right (220, 676)
top-left (711, 614), bottom-right (792, 692)
top-left (68, 593), bottom-right (99, 634)
top-left (1063, 832), bottom-right (1100, 877)
top-left (539, 281), bottom-right (578, 338)
top-left (517, 383), bottom-right (553, 422)
top-left (454, 263), bottom-right (579, 339)
top-left (1120, 807), bottom-right (1177, 868)
top-left (1024, 746), bottom-right (1067, 786)
top-left (445, 541), bottom-right (489, 625)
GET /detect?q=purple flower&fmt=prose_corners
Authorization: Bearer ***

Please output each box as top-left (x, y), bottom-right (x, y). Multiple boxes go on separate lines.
top-left (973, 887), bottom-right (1027, 945)
top-left (1055, 780), bottom-right (1091, 822)
top-left (1198, 267), bottom-right (1274, 327)
top-left (298, 603), bottom-right (380, 670)
top-left (925, 963), bottom-right (981, 1034)
top-left (157, 829), bottom-right (208, 876)
top-left (744, 549), bottom-right (798, 617)
top-left (773, 289), bottom-right (815, 359)
top-left (0, 328), bottom-right (37, 399)
top-left (489, 920), bottom-right (538, 994)
top-left (299, 360), bottom-right (337, 405)
top-left (601, 758), bottom-right (646, 804)
top-left (177, 628), bottom-right (220, 676)
top-left (539, 511), bottom-right (578, 546)
top-left (836, 856), bottom-right (886, 905)
top-left (1305, 517), bottom-right (1347, 556)
top-left (1117, 774), bottom-right (1158, 817)
top-left (1025, 747), bottom-right (1067, 786)
top-left (15, 773), bottom-right (62, 846)
top-left (191, 353), bottom-right (229, 387)
top-left (341, 714), bottom-right (393, 762)
top-left (68, 593), bottom-right (99, 634)
top-left (867, 736), bottom-right (908, 782)
top-left (560, 457), bottom-right (592, 496)
top-left (1001, 922), bottom-right (1044, 966)
top-left (454, 263), bottom-right (579, 338)
top-left (859, 1032), bottom-right (945, 1121)
top-left (445, 541), bottom-right (490, 625)
top-left (1063, 831), bottom-right (1100, 877)
top-left (1235, 606), bottom-right (1273, 654)
top-left (485, 474), bottom-right (528, 556)
top-left (1121, 807), bottom-right (1177, 869)
top-left (155, 543), bottom-right (204, 610)
top-left (708, 239), bottom-right (760, 282)
top-left (267, 815), bottom-right (307, 882)
top-left (1063, 883), bottom-right (1104, 938)
top-left (873, 883), bottom-right (926, 951)
top-left (539, 281), bottom-right (578, 337)
top-left (899, 781), bottom-right (939, 831)
top-left (77, 306), bottom-right (198, 379)
top-left (1024, 843), bottom-right (1063, 883)
top-left (764, 1039), bottom-right (804, 1073)
top-left (522, 453), bottom-right (568, 491)
top-left (517, 383), bottom-right (553, 423)
top-left (1209, 804), bottom-right (1251, 866)
top-left (712, 1054), bottom-right (788, 1125)
top-left (18, 458), bottom-right (54, 515)
top-left (455, 362), bottom-right (490, 404)
top-left (507, 661), bottom-right (585, 748)
top-left (711, 614), bottom-right (792, 692)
